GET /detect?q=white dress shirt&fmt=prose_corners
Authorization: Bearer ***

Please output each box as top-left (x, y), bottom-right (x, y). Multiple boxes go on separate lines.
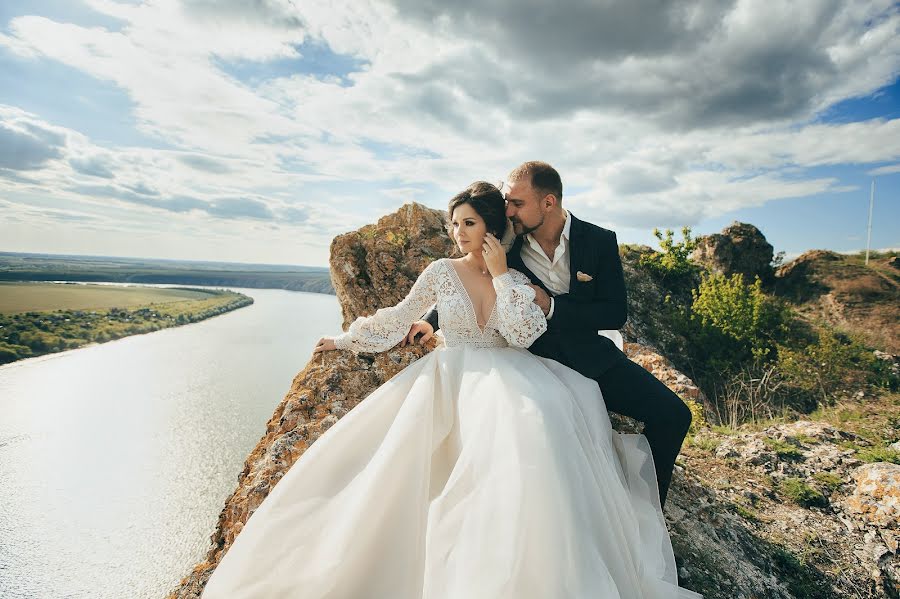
top-left (519, 210), bottom-right (571, 319)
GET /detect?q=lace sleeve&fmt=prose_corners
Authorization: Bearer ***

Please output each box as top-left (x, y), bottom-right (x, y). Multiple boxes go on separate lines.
top-left (492, 269), bottom-right (547, 348)
top-left (333, 259), bottom-right (440, 354)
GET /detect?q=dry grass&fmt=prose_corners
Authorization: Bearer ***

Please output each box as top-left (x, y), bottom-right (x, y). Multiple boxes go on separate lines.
top-left (0, 282), bottom-right (212, 314)
top-left (777, 252), bottom-right (899, 353)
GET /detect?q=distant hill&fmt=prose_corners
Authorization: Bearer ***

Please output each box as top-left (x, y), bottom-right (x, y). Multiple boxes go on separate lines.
top-left (774, 250), bottom-right (899, 353)
top-left (0, 252), bottom-right (334, 295)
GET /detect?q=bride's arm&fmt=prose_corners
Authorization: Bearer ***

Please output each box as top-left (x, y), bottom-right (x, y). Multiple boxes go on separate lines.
top-left (493, 269), bottom-right (548, 348)
top-left (316, 260), bottom-right (441, 354)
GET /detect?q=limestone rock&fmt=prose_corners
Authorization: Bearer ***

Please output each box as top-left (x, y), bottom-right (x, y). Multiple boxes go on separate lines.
top-left (843, 462), bottom-right (900, 529)
top-left (625, 342), bottom-right (705, 404)
top-left (692, 221), bottom-right (775, 284)
top-left (330, 201), bottom-right (455, 329)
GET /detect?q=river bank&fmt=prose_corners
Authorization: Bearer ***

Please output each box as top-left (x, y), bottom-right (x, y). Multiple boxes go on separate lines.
top-left (0, 282), bottom-right (253, 364)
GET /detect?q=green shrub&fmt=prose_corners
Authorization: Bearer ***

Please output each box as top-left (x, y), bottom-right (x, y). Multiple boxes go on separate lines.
top-left (778, 477), bottom-right (827, 508)
top-left (638, 226), bottom-right (699, 283)
top-left (685, 398), bottom-right (708, 433)
top-left (811, 472), bottom-right (843, 491)
top-left (777, 330), bottom-right (880, 403)
top-left (690, 273), bottom-right (790, 363)
top-left (668, 272), bottom-right (795, 425)
top-left (0, 341), bottom-right (32, 364)
top-left (688, 435), bottom-right (720, 452)
top-left (856, 446), bottom-right (900, 464)
top-left (731, 502), bottom-right (759, 521)
top-left (869, 353), bottom-right (900, 392)
top-left (764, 437), bottom-right (804, 460)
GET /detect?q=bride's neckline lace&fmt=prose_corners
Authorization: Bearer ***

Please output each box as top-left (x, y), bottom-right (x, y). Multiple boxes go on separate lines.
top-left (446, 260), bottom-right (498, 335)
top-left (334, 257), bottom-right (546, 352)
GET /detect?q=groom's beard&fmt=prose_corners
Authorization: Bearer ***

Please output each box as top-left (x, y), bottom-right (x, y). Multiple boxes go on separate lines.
top-left (511, 215), bottom-right (544, 236)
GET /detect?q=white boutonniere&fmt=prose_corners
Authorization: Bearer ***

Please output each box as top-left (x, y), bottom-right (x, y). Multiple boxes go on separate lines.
top-left (576, 271), bottom-right (593, 282)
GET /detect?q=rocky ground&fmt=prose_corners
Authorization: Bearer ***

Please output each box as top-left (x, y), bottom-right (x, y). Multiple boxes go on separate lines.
top-left (672, 392), bottom-right (900, 598)
top-left (167, 204), bottom-right (900, 598)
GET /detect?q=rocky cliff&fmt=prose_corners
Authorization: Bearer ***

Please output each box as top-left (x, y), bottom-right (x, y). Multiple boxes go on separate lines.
top-left (168, 203), bottom-right (899, 598)
top-left (691, 221), bottom-right (775, 284)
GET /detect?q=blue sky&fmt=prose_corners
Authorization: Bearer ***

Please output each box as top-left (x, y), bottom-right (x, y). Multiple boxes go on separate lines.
top-left (1, 0), bottom-right (898, 266)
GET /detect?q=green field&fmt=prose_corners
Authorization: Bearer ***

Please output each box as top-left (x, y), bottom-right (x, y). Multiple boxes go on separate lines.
top-left (0, 283), bottom-right (254, 365)
top-left (0, 282), bottom-right (214, 314)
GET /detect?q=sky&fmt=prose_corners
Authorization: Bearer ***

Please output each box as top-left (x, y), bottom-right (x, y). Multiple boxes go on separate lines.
top-left (0, 0), bottom-right (898, 267)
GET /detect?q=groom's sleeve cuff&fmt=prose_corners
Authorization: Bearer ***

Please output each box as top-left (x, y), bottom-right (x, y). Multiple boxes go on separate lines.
top-left (547, 297), bottom-right (555, 320)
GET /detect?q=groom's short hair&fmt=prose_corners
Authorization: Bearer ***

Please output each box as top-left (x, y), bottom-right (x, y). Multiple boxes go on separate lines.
top-left (509, 161), bottom-right (563, 205)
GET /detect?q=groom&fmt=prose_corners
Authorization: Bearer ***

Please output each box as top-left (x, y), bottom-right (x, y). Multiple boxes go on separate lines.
top-left (407, 161), bottom-right (692, 508)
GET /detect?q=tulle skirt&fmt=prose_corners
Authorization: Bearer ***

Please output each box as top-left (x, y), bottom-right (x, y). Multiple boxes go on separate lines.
top-left (202, 346), bottom-right (701, 598)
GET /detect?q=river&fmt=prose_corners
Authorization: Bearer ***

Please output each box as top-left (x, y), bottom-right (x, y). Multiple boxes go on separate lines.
top-left (0, 286), bottom-right (343, 598)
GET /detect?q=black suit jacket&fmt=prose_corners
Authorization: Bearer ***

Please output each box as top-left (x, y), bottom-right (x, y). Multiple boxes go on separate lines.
top-left (426, 213), bottom-right (628, 377)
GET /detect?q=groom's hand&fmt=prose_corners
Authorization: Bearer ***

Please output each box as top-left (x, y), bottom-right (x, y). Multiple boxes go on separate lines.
top-left (528, 284), bottom-right (552, 316)
top-left (400, 320), bottom-right (434, 346)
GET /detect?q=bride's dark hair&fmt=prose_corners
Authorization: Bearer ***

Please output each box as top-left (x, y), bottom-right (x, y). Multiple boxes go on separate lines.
top-left (447, 181), bottom-right (507, 239)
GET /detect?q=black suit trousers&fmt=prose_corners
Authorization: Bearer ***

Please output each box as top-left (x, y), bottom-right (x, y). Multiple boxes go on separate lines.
top-left (593, 357), bottom-right (693, 508)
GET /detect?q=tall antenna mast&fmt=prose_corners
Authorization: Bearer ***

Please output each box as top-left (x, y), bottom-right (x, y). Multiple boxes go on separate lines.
top-left (865, 179), bottom-right (875, 266)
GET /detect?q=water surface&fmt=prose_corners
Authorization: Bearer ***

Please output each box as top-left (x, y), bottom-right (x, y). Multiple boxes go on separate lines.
top-left (0, 286), bottom-right (342, 598)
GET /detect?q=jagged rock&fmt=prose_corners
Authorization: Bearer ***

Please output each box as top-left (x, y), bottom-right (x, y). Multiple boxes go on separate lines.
top-left (330, 202), bottom-right (455, 329)
top-left (618, 244), bottom-right (697, 352)
top-left (774, 250), bottom-right (841, 304)
top-left (692, 221), bottom-right (775, 284)
top-left (843, 462), bottom-right (900, 529)
top-left (715, 436), bottom-right (778, 467)
top-left (624, 342), bottom-right (705, 404)
top-left (768, 420), bottom-right (865, 444)
top-left (682, 409), bottom-right (900, 598)
top-left (712, 421), bottom-right (866, 479)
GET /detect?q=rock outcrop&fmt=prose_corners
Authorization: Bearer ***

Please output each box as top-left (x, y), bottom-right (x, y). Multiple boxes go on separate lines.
top-left (692, 221), bottom-right (775, 284)
top-left (168, 204), bottom-right (899, 598)
top-left (330, 201), bottom-right (455, 329)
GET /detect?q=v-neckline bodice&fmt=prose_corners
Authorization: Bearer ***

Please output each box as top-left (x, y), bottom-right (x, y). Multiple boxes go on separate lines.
top-left (447, 260), bottom-right (497, 334)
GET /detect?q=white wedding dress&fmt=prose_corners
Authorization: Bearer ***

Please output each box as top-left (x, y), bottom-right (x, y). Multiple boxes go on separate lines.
top-left (202, 259), bottom-right (702, 599)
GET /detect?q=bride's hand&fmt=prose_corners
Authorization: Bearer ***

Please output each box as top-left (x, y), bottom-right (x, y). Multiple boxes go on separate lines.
top-left (313, 337), bottom-right (337, 353)
top-left (482, 233), bottom-right (508, 278)
top-left (399, 320), bottom-right (434, 347)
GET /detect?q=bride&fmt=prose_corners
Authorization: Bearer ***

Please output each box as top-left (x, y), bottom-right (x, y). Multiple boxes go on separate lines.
top-left (201, 182), bottom-right (702, 598)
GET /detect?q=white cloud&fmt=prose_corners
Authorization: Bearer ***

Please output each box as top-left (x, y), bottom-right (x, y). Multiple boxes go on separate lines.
top-left (868, 163), bottom-right (900, 176)
top-left (1, 0), bottom-right (899, 263)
